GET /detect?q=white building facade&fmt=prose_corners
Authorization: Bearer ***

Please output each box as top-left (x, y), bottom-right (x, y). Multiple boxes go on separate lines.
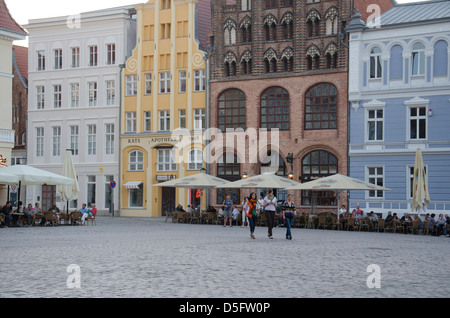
top-left (26, 6), bottom-right (137, 213)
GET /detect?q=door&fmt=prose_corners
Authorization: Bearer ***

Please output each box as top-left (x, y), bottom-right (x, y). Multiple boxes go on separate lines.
top-left (161, 187), bottom-right (175, 216)
top-left (42, 185), bottom-right (56, 211)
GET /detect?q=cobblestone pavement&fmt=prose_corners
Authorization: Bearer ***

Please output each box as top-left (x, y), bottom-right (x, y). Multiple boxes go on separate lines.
top-left (0, 217), bottom-right (449, 298)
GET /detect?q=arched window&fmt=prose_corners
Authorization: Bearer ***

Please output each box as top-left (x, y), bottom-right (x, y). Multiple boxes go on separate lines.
top-left (281, 12), bottom-right (293, 40)
top-left (264, 14), bottom-right (277, 41)
top-left (370, 47), bottom-right (382, 79)
top-left (433, 40), bottom-right (448, 77)
top-left (240, 16), bottom-right (252, 43)
top-left (306, 10), bottom-right (321, 37)
top-left (325, 43), bottom-right (338, 69)
top-left (305, 83), bottom-right (338, 130)
top-left (240, 51), bottom-right (252, 75)
top-left (129, 150), bottom-right (144, 171)
top-left (390, 44), bottom-right (403, 80)
top-left (264, 48), bottom-right (278, 73)
top-left (261, 87), bottom-right (290, 130)
top-left (217, 153), bottom-right (241, 204)
top-left (260, 150), bottom-right (287, 176)
top-left (301, 150), bottom-right (338, 206)
top-left (224, 19), bottom-right (237, 45)
top-left (411, 42), bottom-right (425, 76)
top-left (188, 148), bottom-right (203, 170)
top-left (306, 45), bottom-right (321, 70)
top-left (325, 7), bottom-right (338, 35)
top-left (224, 52), bottom-right (237, 77)
top-left (241, 0), bottom-right (251, 11)
top-left (218, 89), bottom-right (246, 131)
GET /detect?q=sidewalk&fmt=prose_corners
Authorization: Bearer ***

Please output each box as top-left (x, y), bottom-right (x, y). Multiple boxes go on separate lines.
top-left (0, 216), bottom-right (449, 298)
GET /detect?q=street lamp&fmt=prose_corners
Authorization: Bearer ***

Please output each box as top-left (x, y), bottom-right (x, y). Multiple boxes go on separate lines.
top-left (242, 172), bottom-right (248, 179)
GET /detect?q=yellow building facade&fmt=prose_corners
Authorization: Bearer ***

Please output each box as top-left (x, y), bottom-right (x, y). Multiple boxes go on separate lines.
top-left (120, 0), bottom-right (209, 217)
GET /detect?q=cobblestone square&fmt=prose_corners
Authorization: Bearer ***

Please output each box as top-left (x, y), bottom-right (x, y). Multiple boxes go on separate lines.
top-left (1, 217), bottom-right (449, 298)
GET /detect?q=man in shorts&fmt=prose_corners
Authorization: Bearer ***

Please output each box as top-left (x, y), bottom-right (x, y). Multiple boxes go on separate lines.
top-left (222, 195), bottom-right (233, 227)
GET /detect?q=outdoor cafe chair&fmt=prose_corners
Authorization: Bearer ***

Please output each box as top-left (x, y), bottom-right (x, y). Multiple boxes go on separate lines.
top-left (410, 220), bottom-right (419, 235)
top-left (70, 211), bottom-right (82, 225)
top-left (86, 213), bottom-right (96, 226)
top-left (393, 220), bottom-right (404, 233)
top-left (375, 218), bottom-right (385, 232)
top-left (345, 217), bottom-right (356, 231)
top-left (43, 211), bottom-right (57, 227)
top-left (318, 215), bottom-right (327, 230)
top-left (190, 211), bottom-right (201, 224)
top-left (359, 217), bottom-right (370, 231)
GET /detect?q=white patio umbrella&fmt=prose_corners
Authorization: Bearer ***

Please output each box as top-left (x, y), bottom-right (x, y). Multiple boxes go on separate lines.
top-left (285, 173), bottom-right (391, 215)
top-left (412, 149), bottom-right (430, 213)
top-left (152, 169), bottom-right (229, 189)
top-left (58, 150), bottom-right (80, 213)
top-left (0, 169), bottom-right (19, 185)
top-left (215, 172), bottom-right (300, 189)
top-left (0, 165), bottom-right (75, 206)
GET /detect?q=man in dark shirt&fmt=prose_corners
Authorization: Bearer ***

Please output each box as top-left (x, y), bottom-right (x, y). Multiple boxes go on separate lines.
top-left (1, 201), bottom-right (13, 228)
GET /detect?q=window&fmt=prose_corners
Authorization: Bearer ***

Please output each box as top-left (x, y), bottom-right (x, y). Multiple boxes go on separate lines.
top-left (105, 124), bottom-right (114, 155)
top-left (409, 107), bottom-right (427, 140)
top-left (241, 22), bottom-right (252, 43)
top-left (145, 73), bottom-right (152, 95)
top-left (301, 150), bottom-right (338, 206)
top-left (217, 153), bottom-right (240, 204)
top-left (71, 47), bottom-right (80, 68)
top-left (370, 47), bottom-right (382, 79)
top-left (433, 40), bottom-right (448, 77)
top-left (159, 110), bottom-right (170, 131)
top-left (179, 71), bottom-right (186, 93)
top-left (157, 148), bottom-right (177, 171)
top-left (281, 0), bottom-right (293, 6)
top-left (87, 124), bottom-right (97, 155)
top-left (224, 19), bottom-right (237, 45)
top-left (88, 82), bottom-right (98, 106)
top-left (261, 87), bottom-right (290, 130)
top-left (70, 125), bottom-right (79, 156)
top-left (264, 50), bottom-right (278, 73)
top-left (126, 112), bottom-right (136, 133)
top-left (218, 89), bottom-right (246, 131)
top-left (54, 49), bottom-right (63, 70)
top-left (70, 83), bottom-right (80, 108)
top-left (53, 85), bottom-right (62, 109)
top-left (161, 23), bottom-right (171, 39)
top-left (36, 86), bottom-right (45, 109)
top-left (264, 20), bottom-right (277, 41)
top-left (52, 126), bottom-right (61, 156)
top-left (305, 83), bottom-right (337, 130)
top-left (106, 44), bottom-right (116, 65)
top-left (161, 0), bottom-right (171, 9)
top-left (87, 175), bottom-right (96, 205)
top-left (126, 75), bottom-right (138, 96)
top-left (129, 184), bottom-right (143, 208)
top-left (37, 51), bottom-right (45, 71)
top-left (36, 127), bottom-right (44, 157)
top-left (325, 8), bottom-right (338, 35)
top-left (390, 45), bottom-right (403, 80)
top-left (159, 72), bottom-right (171, 94)
top-left (194, 69), bottom-right (206, 92)
top-left (194, 108), bottom-right (206, 130)
top-left (282, 21), bottom-right (293, 40)
top-left (188, 149), bottom-right (203, 170)
top-left (411, 43), bottom-right (425, 76)
top-left (89, 46), bottom-right (98, 67)
top-left (129, 150), bottom-right (144, 171)
top-left (224, 60), bottom-right (237, 77)
top-left (144, 111), bottom-right (151, 132)
top-left (106, 80), bottom-right (116, 105)
top-left (241, 0), bottom-right (251, 11)
top-left (367, 109), bottom-right (384, 141)
top-left (367, 166), bottom-right (384, 198)
top-left (179, 109), bottom-right (186, 129)
top-left (306, 11), bottom-right (321, 37)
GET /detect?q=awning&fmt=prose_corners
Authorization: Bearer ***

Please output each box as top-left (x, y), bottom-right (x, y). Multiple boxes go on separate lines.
top-left (124, 181), bottom-right (143, 189)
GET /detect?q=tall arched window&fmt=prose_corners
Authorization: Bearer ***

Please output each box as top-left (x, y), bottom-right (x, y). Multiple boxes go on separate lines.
top-left (305, 83), bottom-right (337, 130)
top-left (218, 89), bottom-right (246, 131)
top-left (301, 150), bottom-right (338, 206)
top-left (224, 19), bottom-right (237, 46)
top-left (433, 40), bottom-right (448, 77)
top-left (261, 87), bottom-right (290, 130)
top-left (411, 42), bottom-right (425, 76)
top-left (217, 153), bottom-right (241, 204)
top-left (129, 150), bottom-right (144, 171)
top-left (370, 47), bottom-right (382, 79)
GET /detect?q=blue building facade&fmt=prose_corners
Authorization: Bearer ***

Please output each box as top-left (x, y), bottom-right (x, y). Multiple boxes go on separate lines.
top-left (346, 1), bottom-right (450, 216)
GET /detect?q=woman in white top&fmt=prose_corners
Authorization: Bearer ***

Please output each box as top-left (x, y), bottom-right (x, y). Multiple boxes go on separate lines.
top-left (263, 189), bottom-right (277, 239)
top-left (241, 197), bottom-right (249, 227)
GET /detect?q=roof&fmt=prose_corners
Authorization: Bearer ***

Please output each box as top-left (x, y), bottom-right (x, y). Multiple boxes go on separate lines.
top-left (196, 0), bottom-right (211, 51)
top-left (0, 0), bottom-right (27, 35)
top-left (13, 45), bottom-right (28, 87)
top-left (380, 0), bottom-right (450, 26)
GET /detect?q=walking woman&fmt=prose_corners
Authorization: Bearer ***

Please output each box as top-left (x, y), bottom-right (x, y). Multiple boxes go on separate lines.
top-left (283, 194), bottom-right (296, 240)
top-left (247, 193), bottom-right (259, 239)
top-left (263, 189), bottom-right (277, 239)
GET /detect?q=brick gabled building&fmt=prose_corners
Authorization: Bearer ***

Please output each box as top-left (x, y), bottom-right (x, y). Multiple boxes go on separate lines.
top-left (207, 0), bottom-right (394, 213)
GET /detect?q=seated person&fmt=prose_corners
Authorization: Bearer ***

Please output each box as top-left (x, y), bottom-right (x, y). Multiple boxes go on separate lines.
top-left (175, 204), bottom-right (185, 212)
top-left (207, 205), bottom-right (217, 213)
top-left (231, 205), bottom-right (240, 220)
top-left (79, 203), bottom-right (89, 224)
top-left (185, 205), bottom-right (194, 213)
top-left (24, 203), bottom-right (36, 225)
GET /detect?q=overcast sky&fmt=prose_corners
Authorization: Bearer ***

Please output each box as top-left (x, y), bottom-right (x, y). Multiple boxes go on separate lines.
top-left (6, 0), bottom-right (429, 46)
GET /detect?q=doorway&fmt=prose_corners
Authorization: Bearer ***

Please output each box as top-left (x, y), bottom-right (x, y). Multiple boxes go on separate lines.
top-left (161, 187), bottom-right (175, 216)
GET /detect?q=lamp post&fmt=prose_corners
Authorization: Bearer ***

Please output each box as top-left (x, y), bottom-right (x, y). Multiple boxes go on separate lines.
top-left (286, 153), bottom-right (294, 179)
